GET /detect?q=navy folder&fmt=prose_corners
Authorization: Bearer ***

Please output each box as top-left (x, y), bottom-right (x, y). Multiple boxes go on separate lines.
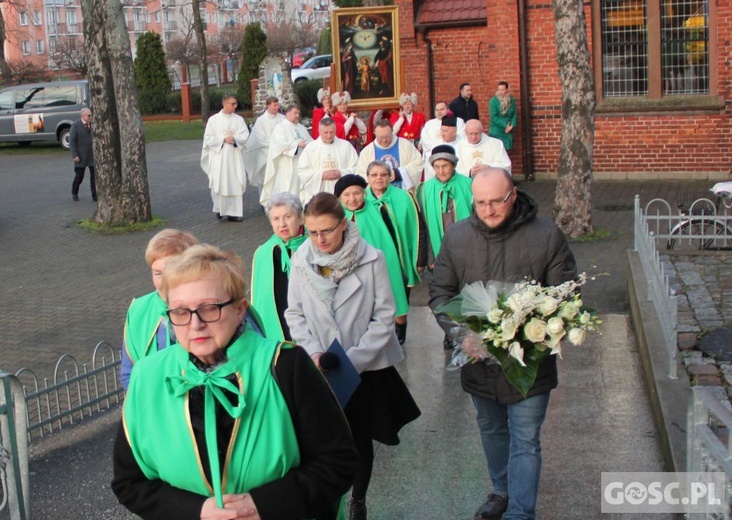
top-left (323, 338), bottom-right (361, 409)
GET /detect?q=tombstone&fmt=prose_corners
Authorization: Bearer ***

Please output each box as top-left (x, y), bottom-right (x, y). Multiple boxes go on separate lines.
top-left (252, 54), bottom-right (297, 114)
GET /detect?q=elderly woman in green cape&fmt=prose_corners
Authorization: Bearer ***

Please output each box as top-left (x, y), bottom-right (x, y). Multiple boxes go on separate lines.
top-left (418, 144), bottom-right (473, 266)
top-left (334, 174), bottom-right (410, 343)
top-left (362, 160), bottom-right (427, 344)
top-left (112, 244), bottom-right (357, 520)
top-left (250, 192), bottom-right (307, 341)
top-left (120, 228), bottom-right (199, 390)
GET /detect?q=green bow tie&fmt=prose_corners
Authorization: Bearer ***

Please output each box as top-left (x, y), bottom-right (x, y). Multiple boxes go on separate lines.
top-left (166, 366), bottom-right (245, 507)
top-left (440, 182), bottom-right (454, 213)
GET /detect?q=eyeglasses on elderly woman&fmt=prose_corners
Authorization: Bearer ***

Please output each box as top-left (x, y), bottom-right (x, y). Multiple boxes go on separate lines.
top-left (166, 299), bottom-right (235, 326)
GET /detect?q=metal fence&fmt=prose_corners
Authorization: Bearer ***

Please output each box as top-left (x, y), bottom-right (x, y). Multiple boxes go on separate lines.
top-left (0, 372), bottom-right (30, 520)
top-left (634, 195), bottom-right (680, 379)
top-left (15, 341), bottom-right (124, 442)
top-left (687, 387), bottom-right (732, 518)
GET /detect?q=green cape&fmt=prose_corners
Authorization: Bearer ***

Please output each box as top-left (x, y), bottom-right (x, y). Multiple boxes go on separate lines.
top-left (123, 291), bottom-right (169, 363)
top-left (365, 185), bottom-right (421, 286)
top-left (344, 202), bottom-right (410, 316)
top-left (419, 174), bottom-right (473, 256)
top-left (251, 233), bottom-right (307, 340)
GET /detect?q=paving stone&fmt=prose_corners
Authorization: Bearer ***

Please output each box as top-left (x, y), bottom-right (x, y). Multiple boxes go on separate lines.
top-left (677, 332), bottom-right (699, 350)
top-left (694, 375), bottom-right (724, 386)
top-left (686, 363), bottom-right (720, 375)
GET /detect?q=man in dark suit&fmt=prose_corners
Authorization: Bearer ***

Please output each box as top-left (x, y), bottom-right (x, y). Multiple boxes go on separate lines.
top-left (70, 108), bottom-right (96, 202)
top-left (449, 83), bottom-right (480, 123)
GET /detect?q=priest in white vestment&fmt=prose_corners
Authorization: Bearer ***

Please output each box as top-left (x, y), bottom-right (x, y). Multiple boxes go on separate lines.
top-left (356, 119), bottom-right (423, 191)
top-left (420, 100), bottom-right (465, 157)
top-left (297, 117), bottom-right (358, 205)
top-left (260, 104), bottom-right (312, 206)
top-left (200, 95), bottom-right (249, 221)
top-left (456, 119), bottom-right (512, 176)
top-left (243, 96), bottom-right (285, 190)
top-left (422, 114), bottom-right (464, 181)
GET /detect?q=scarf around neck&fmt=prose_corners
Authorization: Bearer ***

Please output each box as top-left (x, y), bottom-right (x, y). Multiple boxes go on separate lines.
top-left (293, 221), bottom-right (364, 307)
top-left (499, 95), bottom-right (512, 116)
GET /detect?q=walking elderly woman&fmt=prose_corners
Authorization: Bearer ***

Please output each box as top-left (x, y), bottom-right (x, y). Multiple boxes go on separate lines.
top-left (250, 192), bottom-right (307, 341)
top-left (113, 244), bottom-right (358, 520)
top-left (285, 193), bottom-right (421, 520)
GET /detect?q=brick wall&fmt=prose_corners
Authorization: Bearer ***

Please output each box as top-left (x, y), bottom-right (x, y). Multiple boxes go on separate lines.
top-left (396, 0), bottom-right (731, 180)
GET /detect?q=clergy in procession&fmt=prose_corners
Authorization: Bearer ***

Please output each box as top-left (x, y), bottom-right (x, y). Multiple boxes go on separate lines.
top-left (260, 103), bottom-right (312, 207)
top-left (418, 144), bottom-right (473, 265)
top-left (420, 101), bottom-right (465, 160)
top-left (364, 160), bottom-right (427, 345)
top-left (200, 94), bottom-right (249, 222)
top-left (243, 96), bottom-right (285, 193)
top-left (297, 117), bottom-right (358, 206)
top-left (335, 174), bottom-right (410, 343)
top-left (456, 119), bottom-right (512, 176)
top-left (356, 119), bottom-right (423, 191)
top-left (422, 114), bottom-right (463, 182)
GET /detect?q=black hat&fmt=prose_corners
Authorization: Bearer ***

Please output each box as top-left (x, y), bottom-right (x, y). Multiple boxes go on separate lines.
top-left (429, 144), bottom-right (458, 166)
top-left (441, 114), bottom-right (457, 128)
top-left (334, 174), bottom-right (368, 198)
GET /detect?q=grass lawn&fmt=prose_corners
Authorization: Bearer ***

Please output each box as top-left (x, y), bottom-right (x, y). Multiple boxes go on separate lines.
top-left (0, 119), bottom-right (205, 156)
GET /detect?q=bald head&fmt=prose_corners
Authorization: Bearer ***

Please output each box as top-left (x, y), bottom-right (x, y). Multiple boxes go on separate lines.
top-left (465, 119), bottom-right (484, 145)
top-left (472, 167), bottom-right (516, 229)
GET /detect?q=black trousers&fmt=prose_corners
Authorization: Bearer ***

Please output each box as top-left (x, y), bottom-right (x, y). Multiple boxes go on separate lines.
top-left (72, 166), bottom-right (96, 197)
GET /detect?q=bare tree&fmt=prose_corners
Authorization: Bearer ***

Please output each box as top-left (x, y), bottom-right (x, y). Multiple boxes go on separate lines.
top-left (264, 14), bottom-right (318, 57)
top-left (0, 0), bottom-right (21, 82)
top-left (8, 57), bottom-right (50, 83)
top-left (191, 0), bottom-right (210, 121)
top-left (81, 0), bottom-right (152, 225)
top-left (552, 0), bottom-right (595, 238)
top-left (52, 36), bottom-right (88, 76)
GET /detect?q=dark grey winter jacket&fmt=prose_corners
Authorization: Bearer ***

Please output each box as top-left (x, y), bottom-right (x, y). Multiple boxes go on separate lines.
top-left (428, 190), bottom-right (578, 404)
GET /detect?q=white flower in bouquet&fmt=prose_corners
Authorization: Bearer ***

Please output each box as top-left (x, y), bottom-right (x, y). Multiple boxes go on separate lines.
top-left (523, 317), bottom-right (547, 343)
top-left (487, 308), bottom-right (503, 324)
top-left (539, 297), bottom-right (559, 316)
top-left (546, 316), bottom-right (565, 336)
top-left (500, 320), bottom-right (519, 342)
top-left (558, 301), bottom-right (580, 320)
top-left (579, 311), bottom-right (592, 325)
top-left (568, 327), bottom-right (588, 346)
top-left (509, 341), bottom-right (526, 366)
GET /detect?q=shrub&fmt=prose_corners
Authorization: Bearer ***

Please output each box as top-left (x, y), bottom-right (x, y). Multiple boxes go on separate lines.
top-left (294, 79), bottom-right (322, 118)
top-left (237, 23), bottom-right (267, 110)
top-left (134, 32), bottom-right (172, 115)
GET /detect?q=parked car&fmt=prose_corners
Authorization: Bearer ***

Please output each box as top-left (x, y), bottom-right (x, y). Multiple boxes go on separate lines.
top-left (0, 80), bottom-right (89, 150)
top-left (291, 54), bottom-right (332, 84)
top-left (292, 47), bottom-right (316, 68)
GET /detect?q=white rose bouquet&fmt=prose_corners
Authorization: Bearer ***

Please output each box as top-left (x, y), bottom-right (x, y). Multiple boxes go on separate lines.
top-left (436, 274), bottom-right (602, 396)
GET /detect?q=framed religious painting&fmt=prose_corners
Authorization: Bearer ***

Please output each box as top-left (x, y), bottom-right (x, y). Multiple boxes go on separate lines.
top-left (331, 6), bottom-right (401, 110)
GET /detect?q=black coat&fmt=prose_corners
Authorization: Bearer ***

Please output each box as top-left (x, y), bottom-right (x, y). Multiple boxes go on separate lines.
top-left (449, 95), bottom-right (480, 122)
top-left (428, 191), bottom-right (578, 404)
top-left (69, 119), bottom-right (94, 168)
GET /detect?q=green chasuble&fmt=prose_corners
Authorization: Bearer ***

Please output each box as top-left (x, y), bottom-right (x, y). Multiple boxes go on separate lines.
top-left (365, 185), bottom-right (421, 287)
top-left (251, 233), bottom-right (307, 340)
top-left (123, 291), bottom-right (170, 363)
top-left (123, 329), bottom-right (301, 509)
top-left (419, 174), bottom-right (473, 257)
top-left (344, 203), bottom-right (410, 316)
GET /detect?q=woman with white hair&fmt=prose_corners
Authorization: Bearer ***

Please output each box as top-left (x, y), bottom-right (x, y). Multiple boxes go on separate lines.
top-left (311, 88), bottom-right (333, 139)
top-left (250, 192), bottom-right (307, 341)
top-left (332, 91), bottom-right (367, 152)
top-left (390, 93), bottom-right (426, 145)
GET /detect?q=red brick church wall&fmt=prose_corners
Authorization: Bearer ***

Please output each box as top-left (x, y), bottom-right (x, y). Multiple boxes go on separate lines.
top-left (396, 0), bottom-right (731, 179)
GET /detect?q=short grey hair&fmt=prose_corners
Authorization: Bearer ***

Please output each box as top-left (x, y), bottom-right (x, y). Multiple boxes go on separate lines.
top-left (366, 160), bottom-right (392, 177)
top-left (80, 107), bottom-right (91, 116)
top-left (284, 103), bottom-right (300, 114)
top-left (472, 166), bottom-right (514, 187)
top-left (266, 192), bottom-right (303, 219)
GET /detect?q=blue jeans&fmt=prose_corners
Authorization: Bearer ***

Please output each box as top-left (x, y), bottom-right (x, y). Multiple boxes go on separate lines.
top-left (471, 392), bottom-right (551, 520)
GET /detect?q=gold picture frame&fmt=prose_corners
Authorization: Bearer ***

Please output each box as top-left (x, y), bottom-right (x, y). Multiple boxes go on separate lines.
top-left (331, 6), bottom-right (401, 110)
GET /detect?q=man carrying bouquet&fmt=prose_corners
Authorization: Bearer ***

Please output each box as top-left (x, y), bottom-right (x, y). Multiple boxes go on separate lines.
top-left (428, 166), bottom-right (577, 520)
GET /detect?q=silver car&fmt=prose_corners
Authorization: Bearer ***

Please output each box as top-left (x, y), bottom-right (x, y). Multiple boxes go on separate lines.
top-left (291, 54), bottom-right (332, 84)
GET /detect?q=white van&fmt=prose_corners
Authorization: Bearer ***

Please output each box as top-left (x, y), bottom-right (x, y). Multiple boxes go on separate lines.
top-left (0, 80), bottom-right (89, 150)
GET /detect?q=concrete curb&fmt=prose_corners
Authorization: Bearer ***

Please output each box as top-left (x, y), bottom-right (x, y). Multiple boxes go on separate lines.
top-left (627, 249), bottom-right (690, 472)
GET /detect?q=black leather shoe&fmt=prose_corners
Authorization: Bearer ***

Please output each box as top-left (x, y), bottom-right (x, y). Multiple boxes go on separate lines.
top-left (474, 493), bottom-right (508, 519)
top-left (227, 216), bottom-right (244, 222)
top-left (72, 195), bottom-right (79, 201)
top-left (443, 336), bottom-right (454, 350)
top-left (395, 322), bottom-right (407, 345)
top-left (216, 213), bottom-right (223, 220)
top-left (348, 498), bottom-right (367, 520)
